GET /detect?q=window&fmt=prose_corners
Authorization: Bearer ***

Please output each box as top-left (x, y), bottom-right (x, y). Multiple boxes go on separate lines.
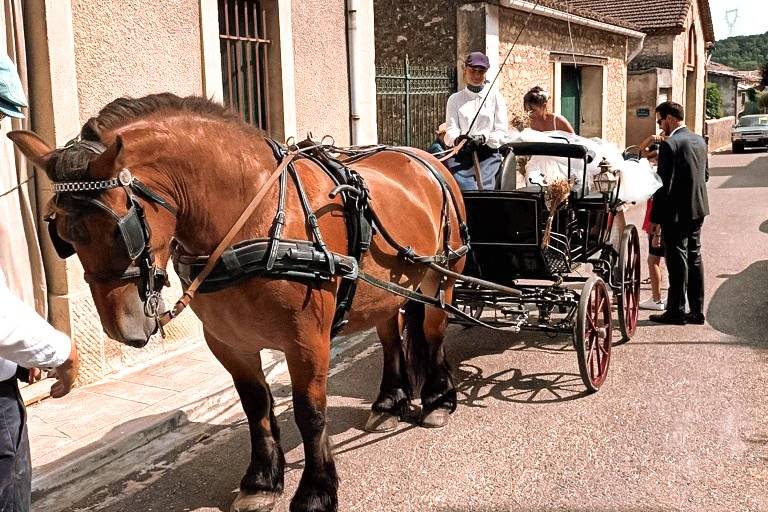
top-left (686, 25), bottom-right (697, 69)
top-left (219, 0), bottom-right (271, 129)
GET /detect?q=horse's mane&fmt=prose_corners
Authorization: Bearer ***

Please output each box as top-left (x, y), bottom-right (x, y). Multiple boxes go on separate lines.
top-left (47, 93), bottom-right (242, 183)
top-left (80, 93), bottom-right (238, 141)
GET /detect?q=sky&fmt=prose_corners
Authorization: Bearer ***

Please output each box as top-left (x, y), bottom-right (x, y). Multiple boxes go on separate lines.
top-left (709, 0), bottom-right (768, 40)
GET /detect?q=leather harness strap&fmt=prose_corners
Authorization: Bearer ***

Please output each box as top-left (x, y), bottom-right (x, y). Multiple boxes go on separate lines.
top-left (160, 149), bottom-right (299, 325)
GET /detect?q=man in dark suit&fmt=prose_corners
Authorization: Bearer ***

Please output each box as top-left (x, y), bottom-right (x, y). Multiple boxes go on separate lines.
top-left (648, 101), bottom-right (710, 325)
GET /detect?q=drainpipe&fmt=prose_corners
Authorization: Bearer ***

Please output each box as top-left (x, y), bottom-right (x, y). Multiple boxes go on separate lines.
top-left (345, 0), bottom-right (377, 145)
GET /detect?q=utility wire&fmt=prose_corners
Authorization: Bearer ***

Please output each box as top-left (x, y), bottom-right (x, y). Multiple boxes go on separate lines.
top-left (465, 0), bottom-right (542, 136)
top-left (0, 174), bottom-right (35, 199)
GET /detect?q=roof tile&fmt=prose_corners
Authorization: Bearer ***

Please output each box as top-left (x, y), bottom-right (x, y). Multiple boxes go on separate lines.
top-left (568, 0), bottom-right (714, 42)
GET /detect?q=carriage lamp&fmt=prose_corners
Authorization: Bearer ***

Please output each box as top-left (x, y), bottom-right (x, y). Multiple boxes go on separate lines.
top-left (593, 158), bottom-right (617, 195)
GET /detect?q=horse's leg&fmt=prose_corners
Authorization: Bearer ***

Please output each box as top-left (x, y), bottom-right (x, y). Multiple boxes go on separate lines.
top-left (285, 338), bottom-right (338, 512)
top-left (365, 311), bottom-right (410, 432)
top-left (419, 303), bottom-right (457, 428)
top-left (204, 331), bottom-right (285, 512)
top-left (407, 276), bottom-right (458, 429)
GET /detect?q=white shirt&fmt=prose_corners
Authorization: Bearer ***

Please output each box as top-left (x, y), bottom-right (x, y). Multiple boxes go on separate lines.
top-left (669, 125), bottom-right (686, 137)
top-left (444, 84), bottom-right (509, 149)
top-left (0, 269), bottom-right (71, 381)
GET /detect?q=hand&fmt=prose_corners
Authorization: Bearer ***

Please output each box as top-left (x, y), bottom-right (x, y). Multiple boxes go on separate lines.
top-left (454, 134), bottom-right (471, 147)
top-left (470, 134), bottom-right (487, 145)
top-left (50, 339), bottom-right (79, 398)
top-left (455, 134), bottom-right (486, 149)
top-left (28, 368), bottom-right (44, 385)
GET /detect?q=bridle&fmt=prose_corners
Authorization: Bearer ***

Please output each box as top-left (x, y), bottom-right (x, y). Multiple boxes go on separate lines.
top-left (47, 140), bottom-right (177, 329)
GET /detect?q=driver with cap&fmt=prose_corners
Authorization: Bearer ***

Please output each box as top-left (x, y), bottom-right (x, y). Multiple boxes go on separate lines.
top-left (444, 51), bottom-right (509, 190)
top-left (0, 51), bottom-right (79, 511)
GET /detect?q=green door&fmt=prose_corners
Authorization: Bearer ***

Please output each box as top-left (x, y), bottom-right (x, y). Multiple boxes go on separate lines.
top-left (561, 66), bottom-right (581, 135)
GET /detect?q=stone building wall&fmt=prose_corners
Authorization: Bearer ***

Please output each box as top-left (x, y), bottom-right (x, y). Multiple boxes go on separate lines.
top-left (627, 2), bottom-right (709, 136)
top-left (708, 74), bottom-right (737, 118)
top-left (498, 8), bottom-right (629, 146)
top-left (373, 0), bottom-right (457, 67)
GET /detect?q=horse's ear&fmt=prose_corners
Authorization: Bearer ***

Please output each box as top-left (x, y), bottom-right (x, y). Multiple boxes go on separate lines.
top-left (88, 135), bottom-right (124, 179)
top-left (7, 130), bottom-right (54, 170)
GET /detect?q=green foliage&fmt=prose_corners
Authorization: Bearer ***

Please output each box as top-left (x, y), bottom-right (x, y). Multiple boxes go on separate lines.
top-left (712, 32), bottom-right (768, 70)
top-left (705, 82), bottom-right (723, 119)
top-left (747, 88), bottom-right (758, 102)
top-left (742, 101), bottom-right (761, 116)
top-left (761, 62), bottom-right (768, 88)
top-left (759, 92), bottom-right (768, 113)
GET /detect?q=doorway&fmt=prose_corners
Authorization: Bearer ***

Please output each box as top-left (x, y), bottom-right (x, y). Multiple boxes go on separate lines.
top-left (561, 65), bottom-right (581, 135)
top-left (558, 63), bottom-right (604, 138)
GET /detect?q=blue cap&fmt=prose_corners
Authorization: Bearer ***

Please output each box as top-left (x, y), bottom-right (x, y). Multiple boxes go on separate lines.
top-left (465, 52), bottom-right (490, 70)
top-left (0, 53), bottom-right (27, 119)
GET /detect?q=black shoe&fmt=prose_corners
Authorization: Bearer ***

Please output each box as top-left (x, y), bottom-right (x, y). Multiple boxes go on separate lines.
top-left (684, 312), bottom-right (705, 325)
top-left (649, 312), bottom-right (687, 325)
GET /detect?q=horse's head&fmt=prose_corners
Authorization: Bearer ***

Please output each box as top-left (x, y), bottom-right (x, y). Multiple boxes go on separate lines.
top-left (9, 129), bottom-right (178, 347)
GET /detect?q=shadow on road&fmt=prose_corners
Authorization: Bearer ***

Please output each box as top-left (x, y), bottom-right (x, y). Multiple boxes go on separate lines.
top-left (760, 219), bottom-right (768, 234)
top-left (709, 154), bottom-right (768, 188)
top-left (456, 364), bottom-right (588, 406)
top-left (707, 260), bottom-right (768, 343)
top-left (57, 322), bottom-right (613, 512)
top-left (434, 507), bottom-right (671, 512)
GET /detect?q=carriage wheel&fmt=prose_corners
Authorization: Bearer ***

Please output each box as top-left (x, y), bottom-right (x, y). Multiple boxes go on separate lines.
top-left (460, 302), bottom-right (485, 320)
top-left (575, 277), bottom-right (612, 392)
top-left (616, 225), bottom-right (641, 341)
top-left (457, 283), bottom-right (485, 320)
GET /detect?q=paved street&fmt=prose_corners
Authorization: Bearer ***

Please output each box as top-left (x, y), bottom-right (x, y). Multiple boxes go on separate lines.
top-left (65, 150), bottom-right (768, 512)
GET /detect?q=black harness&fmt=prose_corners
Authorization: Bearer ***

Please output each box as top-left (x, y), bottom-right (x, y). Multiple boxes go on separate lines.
top-left (47, 138), bottom-right (472, 337)
top-left (46, 140), bottom-right (177, 327)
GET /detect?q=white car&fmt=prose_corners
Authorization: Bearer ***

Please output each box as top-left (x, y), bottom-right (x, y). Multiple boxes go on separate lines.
top-left (732, 114), bottom-right (768, 153)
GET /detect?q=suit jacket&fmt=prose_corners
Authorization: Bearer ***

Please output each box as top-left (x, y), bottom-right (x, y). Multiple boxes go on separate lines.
top-left (650, 127), bottom-right (710, 224)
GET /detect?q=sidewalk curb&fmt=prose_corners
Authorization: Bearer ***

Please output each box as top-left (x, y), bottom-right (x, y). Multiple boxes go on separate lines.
top-left (31, 330), bottom-right (375, 501)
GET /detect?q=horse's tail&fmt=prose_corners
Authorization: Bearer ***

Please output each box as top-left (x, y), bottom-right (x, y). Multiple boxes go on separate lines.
top-left (401, 300), bottom-right (430, 399)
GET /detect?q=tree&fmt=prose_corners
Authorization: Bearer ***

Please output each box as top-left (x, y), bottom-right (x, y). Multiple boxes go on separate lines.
top-left (759, 91), bottom-right (768, 114)
top-left (705, 83), bottom-right (723, 119)
top-left (761, 62), bottom-right (768, 89)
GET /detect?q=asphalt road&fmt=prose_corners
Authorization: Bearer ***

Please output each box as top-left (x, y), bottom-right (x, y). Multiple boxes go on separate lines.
top-left (69, 150), bottom-right (768, 512)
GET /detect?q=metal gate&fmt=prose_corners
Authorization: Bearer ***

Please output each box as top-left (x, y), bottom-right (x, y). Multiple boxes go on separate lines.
top-left (376, 56), bottom-right (457, 149)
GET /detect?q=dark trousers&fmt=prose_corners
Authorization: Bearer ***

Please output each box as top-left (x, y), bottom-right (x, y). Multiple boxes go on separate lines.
top-left (0, 378), bottom-right (30, 512)
top-left (662, 218), bottom-right (705, 317)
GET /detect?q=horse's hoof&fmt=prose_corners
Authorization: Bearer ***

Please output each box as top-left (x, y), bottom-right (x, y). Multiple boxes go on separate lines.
top-left (364, 411), bottom-right (400, 432)
top-left (420, 407), bottom-right (451, 428)
top-left (230, 490), bottom-right (279, 512)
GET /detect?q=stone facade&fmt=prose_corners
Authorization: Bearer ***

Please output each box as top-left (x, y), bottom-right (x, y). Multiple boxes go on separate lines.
top-left (625, 0), bottom-right (709, 145)
top-left (708, 74), bottom-right (738, 118)
top-left (374, 0), bottom-right (457, 67)
top-left (373, 0), bottom-right (641, 148)
top-left (498, 8), bottom-right (630, 146)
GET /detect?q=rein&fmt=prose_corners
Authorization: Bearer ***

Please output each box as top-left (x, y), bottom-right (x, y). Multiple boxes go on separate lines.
top-left (158, 150), bottom-right (298, 325)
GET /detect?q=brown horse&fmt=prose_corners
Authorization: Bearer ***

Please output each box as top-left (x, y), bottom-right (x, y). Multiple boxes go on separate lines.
top-left (10, 94), bottom-right (466, 512)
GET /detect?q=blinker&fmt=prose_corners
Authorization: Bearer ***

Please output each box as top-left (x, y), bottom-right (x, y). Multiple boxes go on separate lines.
top-left (46, 217), bottom-right (76, 259)
top-left (117, 205), bottom-right (147, 261)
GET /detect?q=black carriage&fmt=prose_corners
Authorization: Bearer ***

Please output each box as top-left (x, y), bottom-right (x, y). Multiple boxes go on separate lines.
top-left (451, 141), bottom-right (641, 392)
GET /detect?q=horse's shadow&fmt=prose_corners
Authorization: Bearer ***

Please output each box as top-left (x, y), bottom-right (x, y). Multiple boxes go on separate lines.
top-left (60, 325), bottom-right (596, 512)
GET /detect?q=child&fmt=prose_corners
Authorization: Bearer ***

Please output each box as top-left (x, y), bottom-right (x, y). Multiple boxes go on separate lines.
top-left (637, 134), bottom-right (666, 310)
